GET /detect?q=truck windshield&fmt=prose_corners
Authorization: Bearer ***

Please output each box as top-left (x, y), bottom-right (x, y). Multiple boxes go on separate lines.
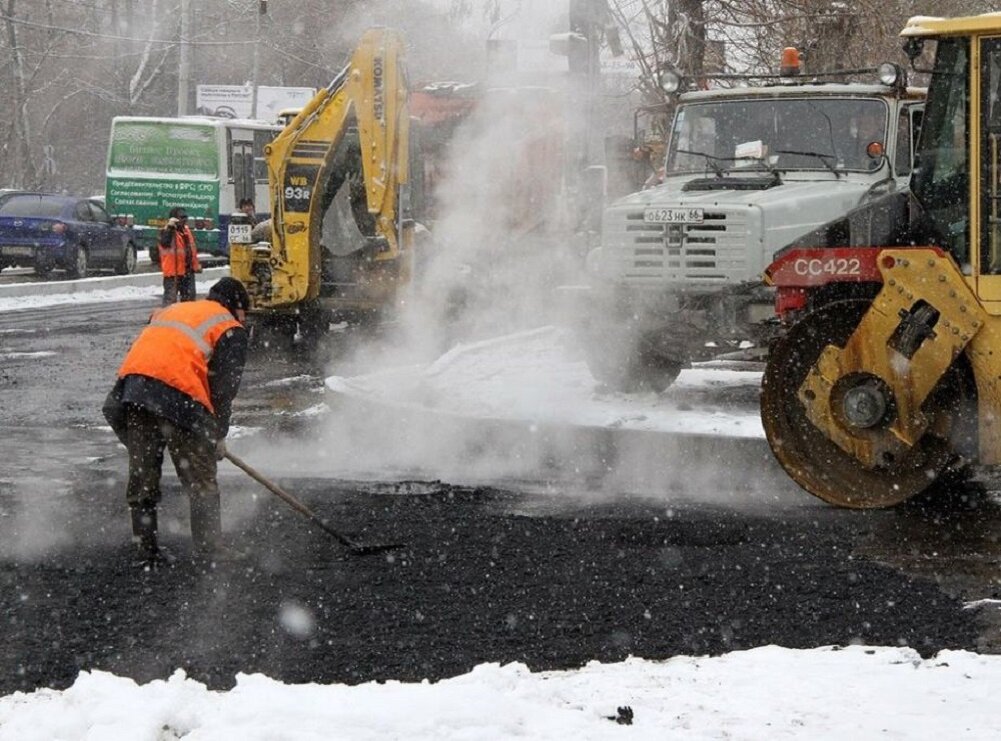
top-left (666, 97), bottom-right (888, 175)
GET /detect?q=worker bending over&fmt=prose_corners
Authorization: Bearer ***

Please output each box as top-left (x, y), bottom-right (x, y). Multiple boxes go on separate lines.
top-left (103, 277), bottom-right (250, 567)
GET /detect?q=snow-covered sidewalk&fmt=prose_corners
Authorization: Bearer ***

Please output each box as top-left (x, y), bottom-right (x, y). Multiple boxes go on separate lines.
top-left (327, 326), bottom-right (765, 438)
top-left (0, 267), bottom-right (228, 312)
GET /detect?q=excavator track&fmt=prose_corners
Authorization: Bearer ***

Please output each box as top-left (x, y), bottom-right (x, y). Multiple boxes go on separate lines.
top-left (761, 300), bottom-right (971, 508)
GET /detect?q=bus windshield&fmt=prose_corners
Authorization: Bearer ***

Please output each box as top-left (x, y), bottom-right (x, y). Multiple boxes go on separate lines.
top-left (666, 97), bottom-right (888, 175)
top-left (108, 121), bottom-right (218, 177)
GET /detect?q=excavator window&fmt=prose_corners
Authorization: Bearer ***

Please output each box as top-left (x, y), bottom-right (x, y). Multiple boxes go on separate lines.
top-left (980, 37), bottom-right (1001, 274)
top-left (894, 106), bottom-right (918, 177)
top-left (911, 37), bottom-right (970, 270)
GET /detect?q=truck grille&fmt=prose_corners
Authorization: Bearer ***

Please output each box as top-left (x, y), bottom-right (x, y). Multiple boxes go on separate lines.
top-left (607, 209), bottom-right (751, 285)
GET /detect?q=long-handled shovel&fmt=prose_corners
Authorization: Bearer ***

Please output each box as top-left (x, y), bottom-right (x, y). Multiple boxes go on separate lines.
top-left (224, 451), bottom-right (400, 556)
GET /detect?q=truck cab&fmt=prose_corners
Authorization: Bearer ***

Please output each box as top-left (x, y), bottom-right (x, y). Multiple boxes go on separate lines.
top-left (583, 65), bottom-right (925, 392)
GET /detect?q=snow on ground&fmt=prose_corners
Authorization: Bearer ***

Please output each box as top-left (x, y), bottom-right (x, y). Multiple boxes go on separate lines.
top-left (0, 283), bottom-right (160, 312)
top-left (1, 646), bottom-right (999, 740)
top-left (0, 265), bottom-right (228, 313)
top-left (327, 327), bottom-right (765, 438)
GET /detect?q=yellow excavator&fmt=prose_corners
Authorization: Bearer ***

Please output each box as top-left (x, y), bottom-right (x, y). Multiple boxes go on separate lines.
top-left (229, 28), bottom-right (417, 344)
top-left (761, 13), bottom-right (1001, 508)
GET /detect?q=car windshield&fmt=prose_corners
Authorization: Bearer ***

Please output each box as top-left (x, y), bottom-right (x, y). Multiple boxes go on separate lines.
top-left (666, 97), bottom-right (888, 175)
top-left (0, 196), bottom-right (65, 218)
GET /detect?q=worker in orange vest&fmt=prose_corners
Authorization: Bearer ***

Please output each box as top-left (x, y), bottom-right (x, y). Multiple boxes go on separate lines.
top-left (158, 207), bottom-right (202, 305)
top-left (102, 278), bottom-right (250, 568)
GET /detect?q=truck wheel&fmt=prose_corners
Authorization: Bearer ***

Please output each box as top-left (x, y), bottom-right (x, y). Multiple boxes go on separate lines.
top-left (248, 314), bottom-right (296, 354)
top-left (294, 306), bottom-right (331, 354)
top-left (584, 336), bottom-right (683, 393)
top-left (115, 242), bottom-right (138, 275)
top-left (635, 356), bottom-right (683, 393)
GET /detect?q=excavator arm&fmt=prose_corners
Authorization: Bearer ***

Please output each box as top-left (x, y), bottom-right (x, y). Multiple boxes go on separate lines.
top-left (231, 28), bottom-right (411, 313)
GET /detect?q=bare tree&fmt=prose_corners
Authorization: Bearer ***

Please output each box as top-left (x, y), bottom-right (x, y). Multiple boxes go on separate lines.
top-left (610, 0), bottom-right (1001, 109)
top-left (4, 0), bottom-right (1000, 192)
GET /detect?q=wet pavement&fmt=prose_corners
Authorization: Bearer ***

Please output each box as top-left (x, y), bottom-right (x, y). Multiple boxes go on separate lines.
top-left (0, 298), bottom-right (1000, 695)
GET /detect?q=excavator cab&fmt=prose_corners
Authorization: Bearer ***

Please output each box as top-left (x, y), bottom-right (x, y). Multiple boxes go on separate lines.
top-left (760, 13), bottom-right (1001, 507)
top-left (229, 29), bottom-right (416, 339)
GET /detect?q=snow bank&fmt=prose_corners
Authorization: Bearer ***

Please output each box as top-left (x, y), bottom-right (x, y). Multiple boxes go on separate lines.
top-left (327, 326), bottom-right (765, 438)
top-left (1, 646), bottom-right (998, 740)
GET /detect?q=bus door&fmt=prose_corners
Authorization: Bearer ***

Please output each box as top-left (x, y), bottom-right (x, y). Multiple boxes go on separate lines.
top-left (229, 132), bottom-right (255, 208)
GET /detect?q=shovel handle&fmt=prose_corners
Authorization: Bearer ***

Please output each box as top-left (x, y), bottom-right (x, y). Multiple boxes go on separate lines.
top-left (224, 451), bottom-right (359, 549)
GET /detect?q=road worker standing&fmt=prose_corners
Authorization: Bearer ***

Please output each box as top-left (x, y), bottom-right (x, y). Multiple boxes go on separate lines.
top-left (159, 207), bottom-right (201, 305)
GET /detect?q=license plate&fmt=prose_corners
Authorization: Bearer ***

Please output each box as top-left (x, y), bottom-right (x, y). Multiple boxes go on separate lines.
top-left (644, 208), bottom-right (704, 224)
top-left (228, 223), bottom-right (253, 244)
top-left (0, 246), bottom-right (34, 257)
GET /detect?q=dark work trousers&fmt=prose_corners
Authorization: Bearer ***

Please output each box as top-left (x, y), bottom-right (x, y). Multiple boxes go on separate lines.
top-left (124, 405), bottom-right (222, 550)
top-left (162, 272), bottom-right (196, 305)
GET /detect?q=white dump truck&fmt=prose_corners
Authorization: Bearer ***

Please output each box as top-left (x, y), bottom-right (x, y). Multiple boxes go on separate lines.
top-left (582, 57), bottom-right (925, 391)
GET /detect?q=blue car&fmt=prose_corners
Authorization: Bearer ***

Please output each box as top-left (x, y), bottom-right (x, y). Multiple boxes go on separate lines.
top-left (0, 192), bottom-right (138, 278)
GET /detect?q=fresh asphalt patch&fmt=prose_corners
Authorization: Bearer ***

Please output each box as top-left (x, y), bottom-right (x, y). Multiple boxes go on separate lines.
top-left (0, 297), bottom-right (996, 696)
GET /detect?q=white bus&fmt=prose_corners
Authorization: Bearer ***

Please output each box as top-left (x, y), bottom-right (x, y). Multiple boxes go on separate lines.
top-left (105, 115), bottom-right (282, 261)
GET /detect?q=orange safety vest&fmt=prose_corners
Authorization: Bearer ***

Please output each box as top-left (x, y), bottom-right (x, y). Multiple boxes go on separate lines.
top-left (117, 300), bottom-right (241, 413)
top-left (159, 224), bottom-right (201, 278)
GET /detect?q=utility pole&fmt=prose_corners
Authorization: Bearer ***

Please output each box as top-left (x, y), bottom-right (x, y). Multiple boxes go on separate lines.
top-left (177, 0), bottom-right (192, 115)
top-left (250, 0), bottom-right (267, 118)
top-left (569, 0), bottom-right (609, 167)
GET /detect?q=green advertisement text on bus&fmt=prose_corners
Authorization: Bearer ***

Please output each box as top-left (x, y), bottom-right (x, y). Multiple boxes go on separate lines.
top-left (105, 116), bottom-right (280, 261)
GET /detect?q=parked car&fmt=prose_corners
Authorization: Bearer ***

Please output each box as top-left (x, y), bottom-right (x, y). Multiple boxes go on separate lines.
top-left (0, 193), bottom-right (138, 278)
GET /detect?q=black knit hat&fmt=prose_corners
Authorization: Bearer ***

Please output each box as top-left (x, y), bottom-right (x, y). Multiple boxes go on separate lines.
top-left (208, 277), bottom-right (250, 316)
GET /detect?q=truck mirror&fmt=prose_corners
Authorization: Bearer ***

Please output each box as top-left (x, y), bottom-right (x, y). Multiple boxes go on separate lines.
top-left (902, 36), bottom-right (924, 63)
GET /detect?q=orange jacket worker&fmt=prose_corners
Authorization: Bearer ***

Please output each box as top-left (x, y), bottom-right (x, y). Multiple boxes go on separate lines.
top-left (103, 278), bottom-right (250, 567)
top-left (159, 206), bottom-right (201, 305)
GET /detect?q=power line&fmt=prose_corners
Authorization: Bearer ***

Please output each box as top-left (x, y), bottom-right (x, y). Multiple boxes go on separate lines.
top-left (0, 11), bottom-right (256, 46)
top-left (263, 41), bottom-right (342, 77)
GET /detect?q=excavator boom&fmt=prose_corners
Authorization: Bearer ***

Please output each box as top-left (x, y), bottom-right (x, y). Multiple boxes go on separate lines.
top-left (230, 28), bottom-right (411, 315)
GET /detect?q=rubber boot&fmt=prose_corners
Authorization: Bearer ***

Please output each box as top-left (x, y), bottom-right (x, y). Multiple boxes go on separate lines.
top-left (130, 504), bottom-right (170, 569)
top-left (190, 492), bottom-right (246, 563)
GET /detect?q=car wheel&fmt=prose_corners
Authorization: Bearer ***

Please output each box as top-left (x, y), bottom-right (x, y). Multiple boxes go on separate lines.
top-left (115, 242), bottom-right (138, 275)
top-left (66, 244), bottom-right (88, 279)
top-left (34, 263), bottom-right (52, 278)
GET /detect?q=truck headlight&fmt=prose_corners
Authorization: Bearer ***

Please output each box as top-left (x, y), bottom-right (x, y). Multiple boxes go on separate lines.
top-left (878, 62), bottom-right (904, 87)
top-left (660, 70), bottom-right (681, 94)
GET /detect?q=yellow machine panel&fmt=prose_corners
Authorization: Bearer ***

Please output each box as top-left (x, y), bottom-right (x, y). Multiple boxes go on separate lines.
top-left (230, 29), bottom-right (412, 319)
top-left (760, 13), bottom-right (1001, 508)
